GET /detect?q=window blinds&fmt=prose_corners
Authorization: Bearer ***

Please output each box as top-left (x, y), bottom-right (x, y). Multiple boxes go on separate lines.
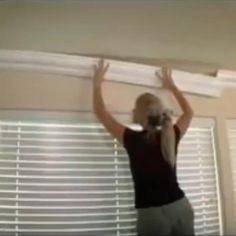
top-left (0, 116), bottom-right (221, 236)
top-left (177, 123), bottom-right (222, 235)
top-left (227, 121), bottom-right (236, 224)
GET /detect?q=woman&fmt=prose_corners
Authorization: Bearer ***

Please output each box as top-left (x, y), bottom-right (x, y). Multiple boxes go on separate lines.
top-left (93, 59), bottom-right (195, 236)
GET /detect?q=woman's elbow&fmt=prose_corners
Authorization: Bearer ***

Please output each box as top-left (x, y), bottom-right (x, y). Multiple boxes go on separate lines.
top-left (188, 108), bottom-right (194, 118)
top-left (184, 108), bottom-right (194, 118)
top-left (94, 105), bottom-right (106, 120)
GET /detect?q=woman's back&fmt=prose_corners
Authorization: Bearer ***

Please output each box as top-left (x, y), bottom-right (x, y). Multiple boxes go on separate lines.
top-left (123, 125), bottom-right (185, 208)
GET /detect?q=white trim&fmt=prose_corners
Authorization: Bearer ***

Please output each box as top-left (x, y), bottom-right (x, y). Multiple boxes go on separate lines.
top-left (217, 70), bottom-right (236, 87)
top-left (0, 49), bottom-right (226, 98)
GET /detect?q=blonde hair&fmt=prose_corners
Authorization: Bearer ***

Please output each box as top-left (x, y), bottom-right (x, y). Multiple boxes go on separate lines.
top-left (134, 93), bottom-right (176, 167)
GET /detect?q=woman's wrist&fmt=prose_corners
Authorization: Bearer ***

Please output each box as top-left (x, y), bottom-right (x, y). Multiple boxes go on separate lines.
top-left (167, 83), bottom-right (177, 91)
top-left (93, 78), bottom-right (103, 88)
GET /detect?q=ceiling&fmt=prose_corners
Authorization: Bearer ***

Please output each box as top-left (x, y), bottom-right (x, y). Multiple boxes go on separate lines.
top-left (0, 0), bottom-right (236, 71)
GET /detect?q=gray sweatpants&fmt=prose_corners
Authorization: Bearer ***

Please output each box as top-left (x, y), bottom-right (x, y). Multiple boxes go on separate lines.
top-left (137, 197), bottom-right (195, 236)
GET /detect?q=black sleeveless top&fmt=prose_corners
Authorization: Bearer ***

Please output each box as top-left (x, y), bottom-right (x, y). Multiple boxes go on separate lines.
top-left (123, 125), bottom-right (185, 208)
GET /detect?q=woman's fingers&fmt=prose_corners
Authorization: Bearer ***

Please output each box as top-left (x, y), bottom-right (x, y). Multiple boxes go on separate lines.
top-left (155, 65), bottom-right (175, 89)
top-left (155, 70), bottom-right (162, 79)
top-left (103, 63), bottom-right (110, 74)
top-left (94, 59), bottom-right (109, 79)
top-left (98, 58), bottom-right (104, 68)
top-left (162, 65), bottom-right (168, 77)
top-left (98, 59), bottom-right (109, 71)
top-left (167, 66), bottom-right (172, 77)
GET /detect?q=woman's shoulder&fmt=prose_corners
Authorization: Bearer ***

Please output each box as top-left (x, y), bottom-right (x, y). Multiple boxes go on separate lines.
top-left (123, 127), bottom-right (144, 148)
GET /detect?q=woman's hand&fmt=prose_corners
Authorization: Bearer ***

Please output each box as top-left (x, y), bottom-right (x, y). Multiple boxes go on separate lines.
top-left (155, 66), bottom-right (175, 90)
top-left (155, 66), bottom-right (193, 137)
top-left (93, 59), bottom-right (109, 87)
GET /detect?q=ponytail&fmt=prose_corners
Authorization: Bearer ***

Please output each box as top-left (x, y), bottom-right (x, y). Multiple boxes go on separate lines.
top-left (146, 108), bottom-right (176, 168)
top-left (145, 104), bottom-right (163, 142)
top-left (160, 111), bottom-right (176, 168)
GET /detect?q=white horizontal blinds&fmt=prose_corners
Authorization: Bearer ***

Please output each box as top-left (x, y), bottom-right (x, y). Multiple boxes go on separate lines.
top-left (227, 121), bottom-right (236, 223)
top-left (0, 116), bottom-right (221, 236)
top-left (177, 121), bottom-right (222, 235)
top-left (0, 121), bottom-right (136, 236)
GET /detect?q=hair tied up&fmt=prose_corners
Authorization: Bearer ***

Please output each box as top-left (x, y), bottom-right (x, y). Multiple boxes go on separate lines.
top-left (147, 114), bottom-right (162, 127)
top-left (147, 103), bottom-right (164, 127)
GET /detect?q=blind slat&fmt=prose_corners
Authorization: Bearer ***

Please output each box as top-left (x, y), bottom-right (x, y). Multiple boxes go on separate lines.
top-left (0, 211), bottom-right (136, 217)
top-left (0, 218), bottom-right (137, 225)
top-left (0, 152), bottom-right (127, 158)
top-left (0, 190), bottom-right (133, 194)
top-left (0, 197), bottom-right (133, 202)
top-left (0, 167), bottom-right (131, 172)
top-left (0, 204), bottom-right (135, 210)
top-left (0, 144), bottom-right (123, 151)
top-left (0, 225), bottom-right (136, 233)
top-left (0, 160), bottom-right (129, 165)
top-left (0, 182), bottom-right (133, 187)
top-left (0, 174), bottom-right (132, 180)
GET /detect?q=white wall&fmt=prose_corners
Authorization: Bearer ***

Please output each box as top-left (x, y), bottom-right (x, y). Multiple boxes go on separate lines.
top-left (0, 0), bottom-right (236, 70)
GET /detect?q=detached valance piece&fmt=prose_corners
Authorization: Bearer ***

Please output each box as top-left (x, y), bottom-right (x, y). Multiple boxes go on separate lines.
top-left (0, 50), bottom-right (233, 97)
top-left (217, 70), bottom-right (236, 88)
